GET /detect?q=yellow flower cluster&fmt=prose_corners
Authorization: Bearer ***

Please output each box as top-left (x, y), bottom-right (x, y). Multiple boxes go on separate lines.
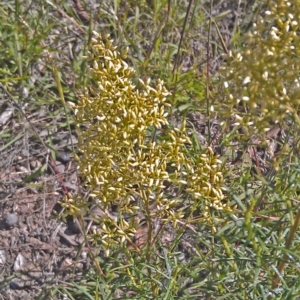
top-left (220, 0), bottom-right (300, 138)
top-left (186, 147), bottom-right (229, 219)
top-left (74, 32), bottom-right (231, 249)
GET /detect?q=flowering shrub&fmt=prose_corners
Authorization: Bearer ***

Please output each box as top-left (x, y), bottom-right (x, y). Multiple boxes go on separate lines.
top-left (70, 32), bottom-right (232, 250)
top-left (220, 0), bottom-right (300, 139)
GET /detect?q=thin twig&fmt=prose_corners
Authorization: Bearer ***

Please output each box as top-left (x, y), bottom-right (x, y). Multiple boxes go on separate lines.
top-left (172, 0), bottom-right (194, 74)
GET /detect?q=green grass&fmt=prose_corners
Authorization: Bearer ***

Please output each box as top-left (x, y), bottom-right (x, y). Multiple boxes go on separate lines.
top-left (1, 0), bottom-right (300, 299)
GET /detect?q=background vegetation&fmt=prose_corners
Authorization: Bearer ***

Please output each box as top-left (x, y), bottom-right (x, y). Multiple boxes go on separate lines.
top-left (0, 0), bottom-right (300, 299)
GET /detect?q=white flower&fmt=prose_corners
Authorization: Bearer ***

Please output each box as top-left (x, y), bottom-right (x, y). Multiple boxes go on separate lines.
top-left (262, 71), bottom-right (268, 80)
top-left (283, 87), bottom-right (287, 95)
top-left (243, 76), bottom-right (251, 84)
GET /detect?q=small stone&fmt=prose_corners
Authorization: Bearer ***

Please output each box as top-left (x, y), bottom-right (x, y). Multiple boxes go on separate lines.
top-left (57, 151), bottom-right (71, 164)
top-left (10, 281), bottom-right (20, 290)
top-left (4, 213), bottom-right (18, 227)
top-left (81, 251), bottom-right (87, 259)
